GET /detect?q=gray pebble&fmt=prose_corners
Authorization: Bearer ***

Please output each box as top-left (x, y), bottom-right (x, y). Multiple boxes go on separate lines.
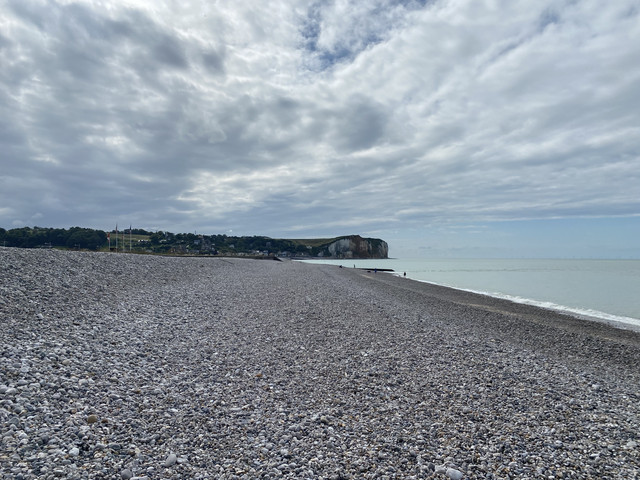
top-left (446, 467), bottom-right (464, 480)
top-left (121, 468), bottom-right (133, 479)
top-left (435, 465), bottom-right (448, 474)
top-left (164, 453), bottom-right (177, 467)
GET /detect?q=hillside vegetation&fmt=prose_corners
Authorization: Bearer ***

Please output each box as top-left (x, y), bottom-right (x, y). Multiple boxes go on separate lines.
top-left (0, 227), bottom-right (387, 258)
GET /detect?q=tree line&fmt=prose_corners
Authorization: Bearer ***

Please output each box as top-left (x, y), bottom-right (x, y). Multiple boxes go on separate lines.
top-left (0, 226), bottom-right (313, 255)
top-left (0, 226), bottom-right (107, 250)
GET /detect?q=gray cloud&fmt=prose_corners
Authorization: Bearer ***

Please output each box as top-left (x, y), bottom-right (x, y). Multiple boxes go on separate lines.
top-left (201, 49), bottom-right (225, 75)
top-left (1, 0), bottom-right (639, 253)
top-left (330, 96), bottom-right (388, 152)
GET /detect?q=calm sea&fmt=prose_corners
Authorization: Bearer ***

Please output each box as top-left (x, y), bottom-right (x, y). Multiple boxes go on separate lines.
top-left (300, 258), bottom-right (640, 330)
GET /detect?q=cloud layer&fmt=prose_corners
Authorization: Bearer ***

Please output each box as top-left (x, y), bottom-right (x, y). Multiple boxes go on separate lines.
top-left (1, 0), bottom-right (639, 241)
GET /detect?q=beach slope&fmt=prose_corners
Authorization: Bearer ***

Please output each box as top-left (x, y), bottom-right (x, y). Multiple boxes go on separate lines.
top-left (1, 248), bottom-right (639, 479)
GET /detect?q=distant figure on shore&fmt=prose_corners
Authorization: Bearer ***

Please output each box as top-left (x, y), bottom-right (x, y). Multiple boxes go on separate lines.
top-left (374, 268), bottom-right (377, 274)
top-left (404, 272), bottom-right (406, 277)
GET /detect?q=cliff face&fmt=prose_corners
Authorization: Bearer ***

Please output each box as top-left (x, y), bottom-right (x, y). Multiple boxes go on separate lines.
top-left (324, 235), bottom-right (388, 259)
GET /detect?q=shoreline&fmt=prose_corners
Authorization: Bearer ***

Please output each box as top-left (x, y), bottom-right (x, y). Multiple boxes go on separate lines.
top-left (300, 257), bottom-right (640, 333)
top-left (334, 263), bottom-right (640, 365)
top-left (345, 264), bottom-right (640, 352)
top-left (386, 271), bottom-right (640, 335)
top-left (2, 249), bottom-right (639, 478)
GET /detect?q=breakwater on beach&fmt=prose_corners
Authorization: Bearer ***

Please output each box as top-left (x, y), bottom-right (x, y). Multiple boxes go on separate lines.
top-left (2, 248), bottom-right (640, 479)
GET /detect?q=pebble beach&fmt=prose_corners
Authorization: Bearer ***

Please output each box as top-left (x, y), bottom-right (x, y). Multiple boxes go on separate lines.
top-left (1, 248), bottom-right (639, 480)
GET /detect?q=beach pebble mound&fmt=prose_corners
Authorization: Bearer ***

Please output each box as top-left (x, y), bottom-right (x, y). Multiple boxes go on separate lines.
top-left (1, 247), bottom-right (640, 479)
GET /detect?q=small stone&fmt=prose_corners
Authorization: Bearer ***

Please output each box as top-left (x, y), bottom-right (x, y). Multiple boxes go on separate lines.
top-left (121, 468), bottom-right (133, 479)
top-left (446, 468), bottom-right (464, 480)
top-left (69, 447), bottom-right (79, 457)
top-left (435, 465), bottom-right (447, 474)
top-left (87, 414), bottom-right (98, 424)
top-left (164, 453), bottom-right (177, 467)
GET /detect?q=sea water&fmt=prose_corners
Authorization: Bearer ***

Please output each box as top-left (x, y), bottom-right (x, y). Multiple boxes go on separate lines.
top-left (300, 258), bottom-right (640, 330)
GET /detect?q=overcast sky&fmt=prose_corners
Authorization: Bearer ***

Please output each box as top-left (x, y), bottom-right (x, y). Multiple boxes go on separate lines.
top-left (1, 0), bottom-right (639, 257)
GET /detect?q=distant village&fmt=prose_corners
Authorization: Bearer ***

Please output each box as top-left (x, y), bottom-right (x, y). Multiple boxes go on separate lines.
top-left (139, 230), bottom-right (314, 257)
top-left (0, 226), bottom-right (388, 259)
top-left (0, 226), bottom-right (317, 257)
